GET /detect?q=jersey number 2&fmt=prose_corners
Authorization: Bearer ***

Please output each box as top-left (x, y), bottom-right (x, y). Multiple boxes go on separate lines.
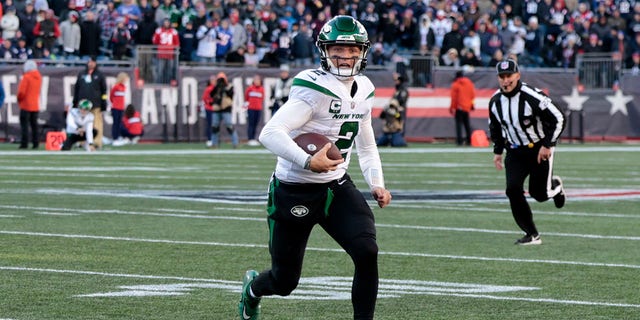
top-left (335, 121), bottom-right (358, 159)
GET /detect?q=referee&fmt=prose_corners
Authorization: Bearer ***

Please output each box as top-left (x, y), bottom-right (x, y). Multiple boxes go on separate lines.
top-left (488, 59), bottom-right (566, 245)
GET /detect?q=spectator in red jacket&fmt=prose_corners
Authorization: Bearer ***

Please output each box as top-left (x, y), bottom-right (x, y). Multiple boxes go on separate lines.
top-left (449, 70), bottom-right (476, 146)
top-left (113, 104), bottom-right (144, 146)
top-left (244, 74), bottom-right (264, 146)
top-left (152, 18), bottom-right (179, 85)
top-left (201, 75), bottom-right (216, 147)
top-left (18, 60), bottom-right (42, 149)
top-left (109, 72), bottom-right (129, 143)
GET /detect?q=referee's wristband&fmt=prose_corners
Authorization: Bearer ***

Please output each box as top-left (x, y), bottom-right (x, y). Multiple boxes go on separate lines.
top-left (303, 155), bottom-right (312, 170)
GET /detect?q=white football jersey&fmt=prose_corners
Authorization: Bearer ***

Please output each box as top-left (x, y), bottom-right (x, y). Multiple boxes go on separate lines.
top-left (66, 108), bottom-right (95, 142)
top-left (260, 68), bottom-right (384, 189)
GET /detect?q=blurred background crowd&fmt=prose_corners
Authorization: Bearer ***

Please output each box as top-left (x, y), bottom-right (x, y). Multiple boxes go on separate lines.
top-left (1, 0), bottom-right (640, 73)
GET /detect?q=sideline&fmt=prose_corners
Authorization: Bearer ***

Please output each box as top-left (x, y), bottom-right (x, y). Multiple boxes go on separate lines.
top-left (0, 145), bottom-right (639, 156)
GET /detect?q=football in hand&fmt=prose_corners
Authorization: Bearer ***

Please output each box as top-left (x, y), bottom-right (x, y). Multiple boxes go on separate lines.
top-left (293, 133), bottom-right (342, 160)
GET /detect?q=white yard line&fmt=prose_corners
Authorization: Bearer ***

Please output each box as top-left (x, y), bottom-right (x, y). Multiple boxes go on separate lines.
top-left (2, 204), bottom-right (639, 240)
top-left (375, 223), bottom-right (640, 241)
top-left (393, 203), bottom-right (640, 218)
top-left (1, 265), bottom-right (639, 308)
top-left (0, 266), bottom-right (234, 283)
top-left (2, 230), bottom-right (640, 270)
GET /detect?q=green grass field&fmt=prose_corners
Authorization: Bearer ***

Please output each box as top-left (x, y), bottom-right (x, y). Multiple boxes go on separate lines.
top-left (1, 142), bottom-right (639, 320)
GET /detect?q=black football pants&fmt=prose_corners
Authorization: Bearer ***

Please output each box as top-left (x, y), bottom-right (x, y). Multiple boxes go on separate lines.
top-left (504, 145), bottom-right (555, 236)
top-left (251, 174), bottom-right (378, 320)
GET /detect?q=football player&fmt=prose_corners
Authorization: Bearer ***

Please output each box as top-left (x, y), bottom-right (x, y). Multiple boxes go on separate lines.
top-left (238, 15), bottom-right (392, 320)
top-left (61, 99), bottom-right (97, 152)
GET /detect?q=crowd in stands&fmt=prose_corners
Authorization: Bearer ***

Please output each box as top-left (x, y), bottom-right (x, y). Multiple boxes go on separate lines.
top-left (0, 0), bottom-right (640, 73)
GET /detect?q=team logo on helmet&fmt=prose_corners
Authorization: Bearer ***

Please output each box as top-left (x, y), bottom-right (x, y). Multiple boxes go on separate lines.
top-left (336, 34), bottom-right (357, 41)
top-left (78, 99), bottom-right (93, 110)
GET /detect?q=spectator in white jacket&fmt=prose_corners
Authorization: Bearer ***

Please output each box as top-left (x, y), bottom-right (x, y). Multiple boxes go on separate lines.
top-left (1, 6), bottom-right (21, 40)
top-left (195, 18), bottom-right (217, 62)
top-left (59, 10), bottom-right (81, 59)
top-left (431, 9), bottom-right (452, 49)
top-left (463, 28), bottom-right (481, 57)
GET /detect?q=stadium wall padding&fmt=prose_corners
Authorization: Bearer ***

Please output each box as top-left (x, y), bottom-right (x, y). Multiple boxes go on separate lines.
top-left (0, 65), bottom-right (638, 143)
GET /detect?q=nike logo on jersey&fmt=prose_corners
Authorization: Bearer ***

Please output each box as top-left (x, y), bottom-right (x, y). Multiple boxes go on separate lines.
top-left (308, 74), bottom-right (317, 81)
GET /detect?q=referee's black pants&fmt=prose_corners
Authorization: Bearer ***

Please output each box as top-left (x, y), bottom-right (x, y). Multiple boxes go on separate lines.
top-left (251, 174), bottom-right (378, 320)
top-left (504, 144), bottom-right (555, 236)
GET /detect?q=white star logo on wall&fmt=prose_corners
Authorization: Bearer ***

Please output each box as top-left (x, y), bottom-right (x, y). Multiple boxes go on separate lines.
top-left (561, 86), bottom-right (589, 111)
top-left (606, 89), bottom-right (633, 116)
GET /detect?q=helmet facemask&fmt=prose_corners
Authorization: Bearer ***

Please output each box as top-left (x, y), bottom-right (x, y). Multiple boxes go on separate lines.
top-left (320, 45), bottom-right (368, 79)
top-left (316, 16), bottom-right (371, 79)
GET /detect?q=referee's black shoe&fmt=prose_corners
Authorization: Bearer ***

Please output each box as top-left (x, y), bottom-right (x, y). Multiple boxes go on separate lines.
top-left (552, 176), bottom-right (565, 208)
top-left (515, 234), bottom-right (542, 245)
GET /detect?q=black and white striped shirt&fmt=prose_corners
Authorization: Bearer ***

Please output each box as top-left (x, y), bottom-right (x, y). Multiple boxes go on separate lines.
top-left (488, 81), bottom-right (565, 154)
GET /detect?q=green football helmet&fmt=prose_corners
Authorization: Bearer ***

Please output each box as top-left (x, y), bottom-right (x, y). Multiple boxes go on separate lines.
top-left (78, 99), bottom-right (93, 110)
top-left (316, 15), bottom-right (371, 78)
